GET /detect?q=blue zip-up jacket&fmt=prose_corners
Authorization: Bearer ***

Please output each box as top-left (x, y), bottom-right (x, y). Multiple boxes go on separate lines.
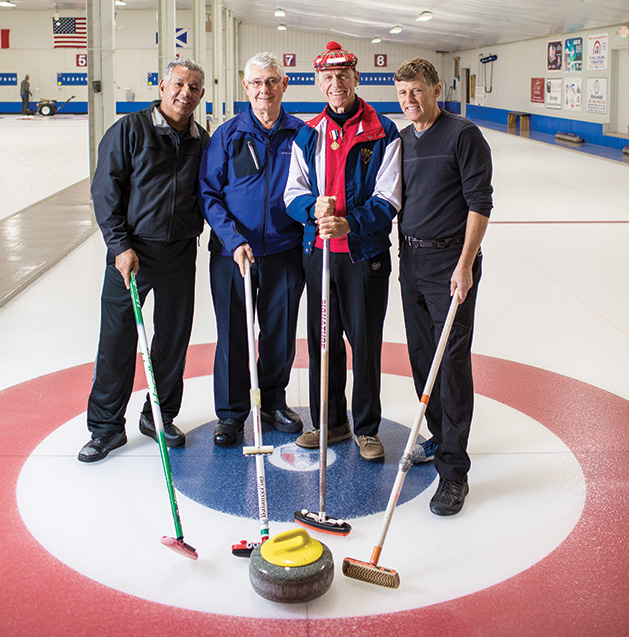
top-left (199, 105), bottom-right (305, 256)
top-left (283, 98), bottom-right (402, 262)
top-left (91, 100), bottom-right (209, 256)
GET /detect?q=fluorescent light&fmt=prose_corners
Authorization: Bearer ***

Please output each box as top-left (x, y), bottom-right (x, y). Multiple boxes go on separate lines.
top-left (115, 0), bottom-right (126, 5)
top-left (371, 37), bottom-right (382, 44)
top-left (274, 8), bottom-right (285, 17)
top-left (389, 25), bottom-right (403, 34)
top-left (0, 1), bottom-right (17, 7)
top-left (277, 24), bottom-right (287, 31)
top-left (416, 11), bottom-right (433, 22)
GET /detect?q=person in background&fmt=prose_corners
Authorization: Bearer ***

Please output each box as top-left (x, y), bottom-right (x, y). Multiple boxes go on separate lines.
top-left (78, 58), bottom-right (208, 462)
top-left (284, 41), bottom-right (402, 462)
top-left (199, 52), bottom-right (305, 447)
top-left (394, 57), bottom-right (493, 515)
top-left (20, 75), bottom-right (31, 115)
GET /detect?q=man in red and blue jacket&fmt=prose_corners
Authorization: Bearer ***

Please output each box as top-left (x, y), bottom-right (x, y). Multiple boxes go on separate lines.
top-left (199, 52), bottom-right (305, 447)
top-left (284, 41), bottom-right (402, 461)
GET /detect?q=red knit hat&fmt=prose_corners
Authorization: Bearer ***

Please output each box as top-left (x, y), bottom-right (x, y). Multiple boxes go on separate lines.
top-left (313, 41), bottom-right (358, 71)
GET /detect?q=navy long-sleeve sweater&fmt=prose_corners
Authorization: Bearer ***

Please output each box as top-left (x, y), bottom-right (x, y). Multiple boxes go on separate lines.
top-left (399, 110), bottom-right (493, 240)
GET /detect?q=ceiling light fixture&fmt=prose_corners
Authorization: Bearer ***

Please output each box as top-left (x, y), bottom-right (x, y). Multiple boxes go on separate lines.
top-left (389, 25), bottom-right (403, 34)
top-left (0, 1), bottom-right (17, 7)
top-left (416, 11), bottom-right (433, 22)
top-left (371, 37), bottom-right (382, 44)
top-left (274, 8), bottom-right (285, 17)
top-left (115, 0), bottom-right (126, 5)
top-left (277, 24), bottom-right (287, 31)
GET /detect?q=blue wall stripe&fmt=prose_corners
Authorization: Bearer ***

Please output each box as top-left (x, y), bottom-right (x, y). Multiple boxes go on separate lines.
top-left (1, 100), bottom-right (625, 151)
top-left (465, 104), bottom-right (628, 151)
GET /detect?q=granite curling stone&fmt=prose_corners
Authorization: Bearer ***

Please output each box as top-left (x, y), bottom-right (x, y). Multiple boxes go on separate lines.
top-left (249, 528), bottom-right (334, 603)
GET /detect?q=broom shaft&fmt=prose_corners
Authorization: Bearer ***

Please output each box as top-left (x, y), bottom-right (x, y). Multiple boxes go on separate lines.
top-left (130, 272), bottom-right (184, 539)
top-left (371, 291), bottom-right (460, 558)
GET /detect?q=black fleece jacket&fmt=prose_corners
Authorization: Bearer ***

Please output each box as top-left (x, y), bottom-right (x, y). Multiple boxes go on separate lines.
top-left (91, 100), bottom-right (210, 255)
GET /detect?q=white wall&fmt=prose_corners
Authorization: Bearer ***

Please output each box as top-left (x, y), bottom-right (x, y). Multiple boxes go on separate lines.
top-left (1, 9), bottom-right (626, 125)
top-left (447, 23), bottom-right (629, 125)
top-left (0, 9), bottom-right (434, 107)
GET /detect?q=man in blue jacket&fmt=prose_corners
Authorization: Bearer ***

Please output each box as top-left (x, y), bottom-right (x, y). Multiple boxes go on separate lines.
top-left (284, 42), bottom-right (402, 461)
top-left (78, 59), bottom-right (208, 462)
top-left (199, 52), bottom-right (305, 446)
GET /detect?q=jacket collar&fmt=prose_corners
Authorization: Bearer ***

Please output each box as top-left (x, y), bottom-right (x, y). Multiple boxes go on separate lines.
top-left (151, 101), bottom-right (201, 138)
top-left (307, 97), bottom-right (385, 140)
top-left (238, 104), bottom-right (298, 134)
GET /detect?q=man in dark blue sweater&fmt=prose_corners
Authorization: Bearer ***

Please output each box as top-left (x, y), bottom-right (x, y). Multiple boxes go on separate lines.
top-left (394, 58), bottom-right (493, 515)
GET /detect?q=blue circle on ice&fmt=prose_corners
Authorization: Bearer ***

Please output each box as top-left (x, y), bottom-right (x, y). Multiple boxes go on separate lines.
top-left (170, 407), bottom-right (437, 522)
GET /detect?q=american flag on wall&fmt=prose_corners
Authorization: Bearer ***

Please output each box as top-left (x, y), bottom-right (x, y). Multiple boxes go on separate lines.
top-left (52, 18), bottom-right (87, 48)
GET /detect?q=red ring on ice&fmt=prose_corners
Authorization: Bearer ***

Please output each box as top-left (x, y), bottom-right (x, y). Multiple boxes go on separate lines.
top-left (1, 341), bottom-right (628, 635)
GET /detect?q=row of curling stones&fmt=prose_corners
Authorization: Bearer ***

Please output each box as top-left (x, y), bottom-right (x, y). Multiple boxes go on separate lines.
top-left (249, 528), bottom-right (334, 603)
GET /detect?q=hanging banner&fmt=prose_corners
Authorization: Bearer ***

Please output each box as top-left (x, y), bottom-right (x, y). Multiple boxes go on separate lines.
top-left (586, 78), bottom-right (607, 113)
top-left (531, 77), bottom-right (545, 104)
top-left (545, 78), bottom-right (562, 109)
top-left (587, 33), bottom-right (608, 70)
top-left (564, 37), bottom-right (583, 72)
top-left (564, 78), bottom-right (582, 110)
top-left (547, 40), bottom-right (562, 71)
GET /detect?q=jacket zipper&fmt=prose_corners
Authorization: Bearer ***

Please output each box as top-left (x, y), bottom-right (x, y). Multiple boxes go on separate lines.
top-left (262, 137), bottom-right (271, 256)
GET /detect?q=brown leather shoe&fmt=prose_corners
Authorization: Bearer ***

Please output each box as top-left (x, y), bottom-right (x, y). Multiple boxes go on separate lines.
top-left (354, 434), bottom-right (384, 461)
top-left (295, 420), bottom-right (352, 449)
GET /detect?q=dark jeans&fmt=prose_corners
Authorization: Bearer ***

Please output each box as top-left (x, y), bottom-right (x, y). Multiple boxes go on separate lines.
top-left (210, 245), bottom-right (305, 422)
top-left (87, 238), bottom-right (197, 435)
top-left (399, 241), bottom-right (482, 483)
top-left (21, 95), bottom-right (29, 115)
top-left (305, 248), bottom-right (390, 436)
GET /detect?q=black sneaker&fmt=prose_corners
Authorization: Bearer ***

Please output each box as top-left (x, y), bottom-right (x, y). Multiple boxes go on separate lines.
top-left (429, 478), bottom-right (469, 516)
top-left (78, 431), bottom-right (127, 463)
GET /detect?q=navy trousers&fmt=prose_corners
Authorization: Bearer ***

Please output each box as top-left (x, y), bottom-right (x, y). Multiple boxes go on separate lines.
top-left (399, 241), bottom-right (482, 483)
top-left (87, 238), bottom-right (197, 435)
top-left (305, 248), bottom-right (391, 437)
top-left (210, 245), bottom-right (304, 422)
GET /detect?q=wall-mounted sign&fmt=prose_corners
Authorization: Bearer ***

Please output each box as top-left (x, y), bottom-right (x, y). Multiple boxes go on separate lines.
top-left (57, 72), bottom-right (87, 86)
top-left (283, 54), bottom-right (296, 67)
top-left (587, 33), bottom-right (608, 70)
top-left (374, 54), bottom-right (387, 68)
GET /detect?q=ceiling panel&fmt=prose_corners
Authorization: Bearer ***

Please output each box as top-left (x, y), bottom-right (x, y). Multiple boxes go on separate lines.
top-left (2, 0), bottom-right (628, 51)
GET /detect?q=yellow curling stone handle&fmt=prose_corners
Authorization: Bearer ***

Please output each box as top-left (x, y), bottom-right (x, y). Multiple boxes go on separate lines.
top-left (260, 528), bottom-right (323, 567)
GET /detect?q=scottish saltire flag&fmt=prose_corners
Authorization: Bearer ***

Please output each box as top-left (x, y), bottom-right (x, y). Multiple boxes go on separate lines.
top-left (155, 28), bottom-right (189, 48)
top-left (52, 17), bottom-right (87, 48)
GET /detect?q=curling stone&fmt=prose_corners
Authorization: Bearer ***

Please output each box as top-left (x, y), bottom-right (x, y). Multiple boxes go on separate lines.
top-left (249, 528), bottom-right (334, 603)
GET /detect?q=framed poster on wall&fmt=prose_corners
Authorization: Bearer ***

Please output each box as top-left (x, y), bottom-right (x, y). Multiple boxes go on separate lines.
top-left (586, 78), bottom-right (607, 113)
top-left (531, 77), bottom-right (545, 105)
top-left (545, 78), bottom-right (562, 108)
top-left (547, 40), bottom-right (562, 71)
top-left (565, 37), bottom-right (583, 72)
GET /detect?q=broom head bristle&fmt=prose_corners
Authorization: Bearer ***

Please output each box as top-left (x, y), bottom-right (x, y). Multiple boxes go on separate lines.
top-left (295, 510), bottom-right (352, 536)
top-left (161, 536), bottom-right (198, 560)
top-left (342, 556), bottom-right (400, 588)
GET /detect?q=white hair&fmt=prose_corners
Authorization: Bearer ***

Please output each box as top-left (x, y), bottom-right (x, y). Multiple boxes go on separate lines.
top-left (244, 52), bottom-right (286, 81)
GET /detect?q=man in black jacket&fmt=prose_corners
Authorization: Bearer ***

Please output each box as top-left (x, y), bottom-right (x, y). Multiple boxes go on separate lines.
top-left (394, 58), bottom-right (493, 514)
top-left (78, 58), bottom-right (208, 463)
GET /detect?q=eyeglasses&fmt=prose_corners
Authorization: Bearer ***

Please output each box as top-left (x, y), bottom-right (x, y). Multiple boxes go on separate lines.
top-left (246, 77), bottom-right (283, 89)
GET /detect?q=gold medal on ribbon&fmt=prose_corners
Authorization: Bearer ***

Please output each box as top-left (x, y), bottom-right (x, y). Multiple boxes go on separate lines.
top-left (331, 141), bottom-right (339, 150)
